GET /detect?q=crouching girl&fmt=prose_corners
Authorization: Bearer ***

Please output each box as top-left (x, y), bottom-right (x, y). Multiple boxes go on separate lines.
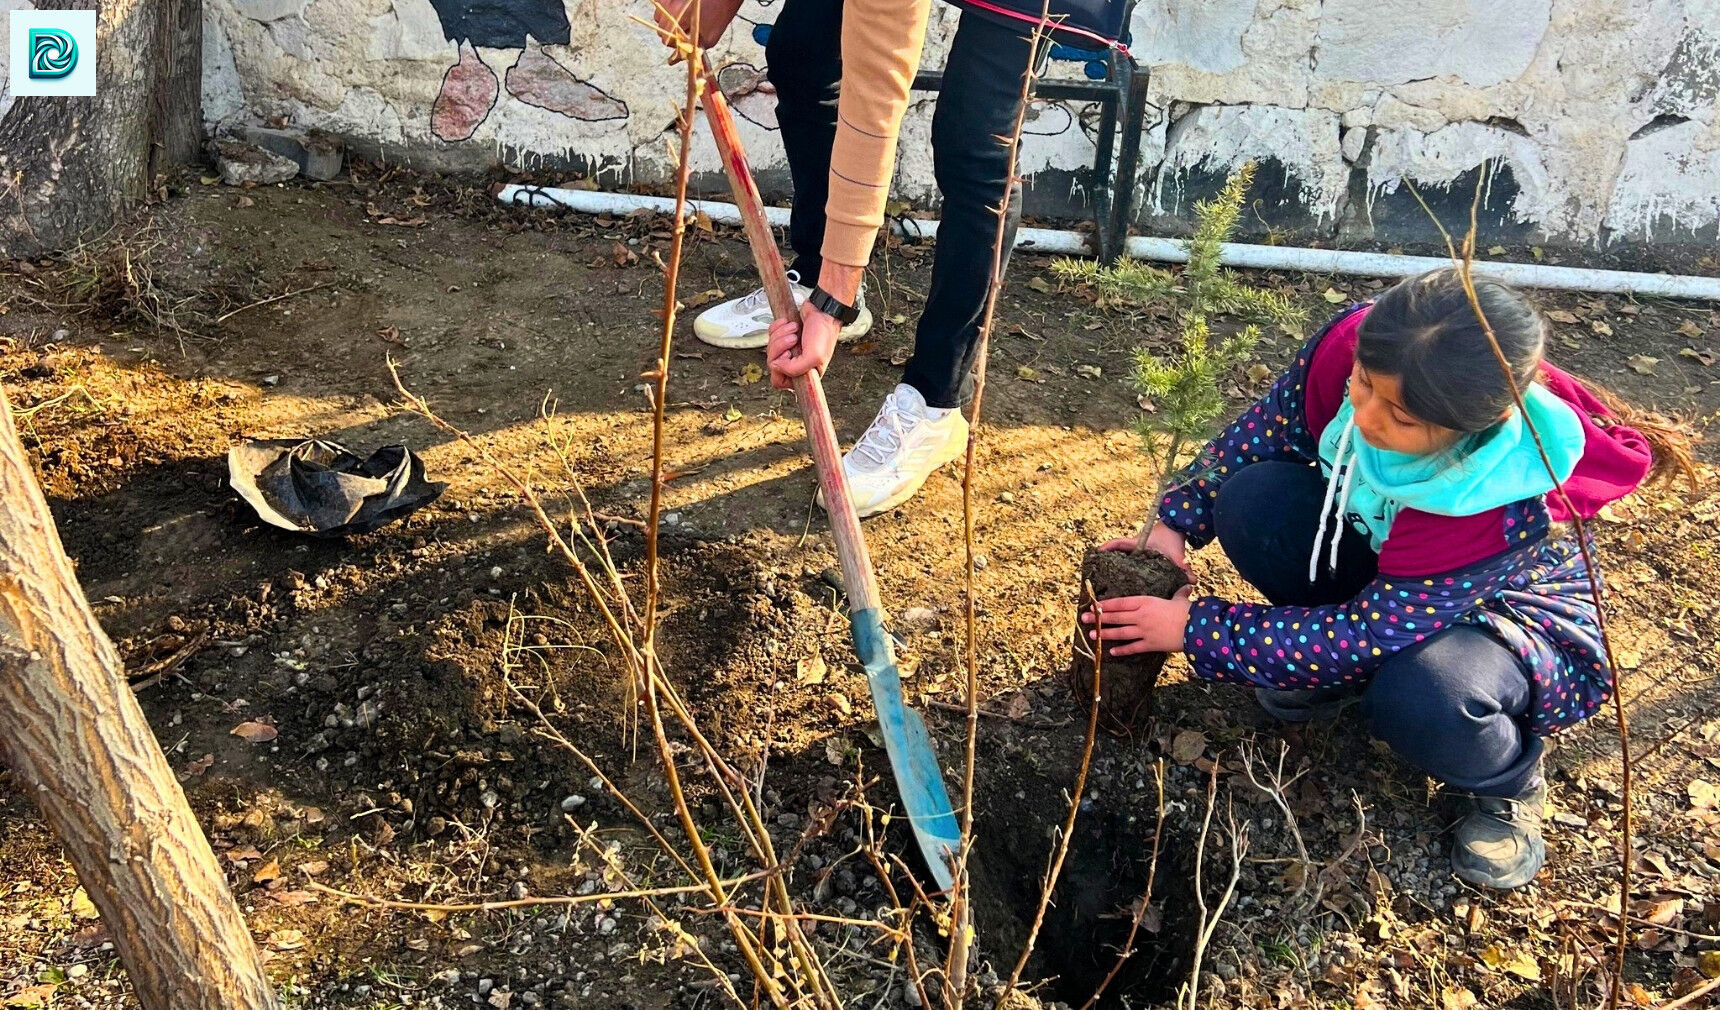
top-left (1086, 268), bottom-right (1692, 889)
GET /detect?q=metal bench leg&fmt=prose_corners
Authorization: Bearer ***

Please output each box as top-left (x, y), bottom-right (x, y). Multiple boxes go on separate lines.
top-left (1090, 55), bottom-right (1122, 262)
top-left (1103, 62), bottom-right (1146, 265)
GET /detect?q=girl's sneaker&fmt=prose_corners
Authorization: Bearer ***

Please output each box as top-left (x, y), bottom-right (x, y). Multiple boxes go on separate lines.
top-left (1451, 777), bottom-right (1546, 889)
top-left (1254, 684), bottom-right (1363, 723)
top-left (692, 271), bottom-right (874, 349)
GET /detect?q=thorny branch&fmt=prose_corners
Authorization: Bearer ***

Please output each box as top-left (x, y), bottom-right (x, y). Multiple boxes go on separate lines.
top-left (1408, 174), bottom-right (1633, 1008)
top-left (1077, 759), bottom-right (1167, 1010)
top-left (950, 3), bottom-right (1055, 1006)
top-left (998, 581), bottom-right (1105, 1003)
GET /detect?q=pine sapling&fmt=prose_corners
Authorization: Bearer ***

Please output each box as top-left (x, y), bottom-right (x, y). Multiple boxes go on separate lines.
top-left (1133, 164), bottom-right (1265, 485)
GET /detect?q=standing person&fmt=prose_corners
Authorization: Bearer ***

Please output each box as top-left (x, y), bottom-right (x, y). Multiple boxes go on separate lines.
top-left (1081, 269), bottom-right (1693, 888)
top-left (657, 0), bottom-right (1128, 517)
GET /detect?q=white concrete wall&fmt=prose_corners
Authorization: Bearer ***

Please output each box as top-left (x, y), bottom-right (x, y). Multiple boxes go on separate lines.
top-left (204, 0), bottom-right (1720, 246)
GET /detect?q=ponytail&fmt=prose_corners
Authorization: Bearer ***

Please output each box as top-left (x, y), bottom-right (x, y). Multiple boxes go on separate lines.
top-left (1561, 372), bottom-right (1699, 488)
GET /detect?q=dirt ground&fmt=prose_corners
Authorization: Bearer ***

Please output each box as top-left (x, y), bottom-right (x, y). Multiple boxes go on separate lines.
top-left (1, 164), bottom-right (1718, 1010)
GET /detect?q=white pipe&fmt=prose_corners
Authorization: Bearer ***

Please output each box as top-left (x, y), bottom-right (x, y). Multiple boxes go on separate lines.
top-left (1125, 236), bottom-right (1720, 301)
top-left (497, 184), bottom-right (1720, 302)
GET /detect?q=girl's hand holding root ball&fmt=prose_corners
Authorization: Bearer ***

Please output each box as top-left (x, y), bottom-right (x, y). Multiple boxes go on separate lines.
top-left (1100, 522), bottom-right (1192, 582)
top-left (1082, 585), bottom-right (1195, 656)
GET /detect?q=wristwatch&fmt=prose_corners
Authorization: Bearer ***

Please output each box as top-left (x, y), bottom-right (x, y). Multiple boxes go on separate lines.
top-left (808, 285), bottom-right (860, 325)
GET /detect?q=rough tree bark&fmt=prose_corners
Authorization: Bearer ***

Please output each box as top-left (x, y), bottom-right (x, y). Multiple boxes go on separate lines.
top-left (0, 381), bottom-right (279, 1009)
top-left (0, 0), bottom-right (201, 255)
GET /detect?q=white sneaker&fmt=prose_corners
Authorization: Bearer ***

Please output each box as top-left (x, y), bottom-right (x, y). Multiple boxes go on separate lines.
top-left (692, 270), bottom-right (874, 349)
top-left (821, 384), bottom-right (969, 518)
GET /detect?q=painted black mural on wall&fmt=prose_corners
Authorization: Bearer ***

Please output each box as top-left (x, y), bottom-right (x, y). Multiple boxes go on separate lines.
top-left (426, 0), bottom-right (571, 48)
top-left (426, 0), bottom-right (627, 142)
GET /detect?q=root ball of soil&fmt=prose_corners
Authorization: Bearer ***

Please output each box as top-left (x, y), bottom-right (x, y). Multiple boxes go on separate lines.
top-left (1068, 547), bottom-right (1189, 735)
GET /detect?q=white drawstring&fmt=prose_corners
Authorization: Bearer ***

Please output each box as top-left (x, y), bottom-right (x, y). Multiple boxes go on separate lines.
top-left (1328, 457), bottom-right (1358, 575)
top-left (1308, 415), bottom-right (1357, 583)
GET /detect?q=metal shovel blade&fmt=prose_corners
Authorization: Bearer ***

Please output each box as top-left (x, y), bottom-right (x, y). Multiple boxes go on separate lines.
top-left (852, 607), bottom-right (960, 891)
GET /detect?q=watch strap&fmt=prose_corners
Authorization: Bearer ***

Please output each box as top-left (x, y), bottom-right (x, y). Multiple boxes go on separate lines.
top-left (808, 286), bottom-right (860, 325)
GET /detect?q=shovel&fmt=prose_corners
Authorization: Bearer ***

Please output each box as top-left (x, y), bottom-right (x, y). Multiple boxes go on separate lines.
top-left (697, 57), bottom-right (961, 891)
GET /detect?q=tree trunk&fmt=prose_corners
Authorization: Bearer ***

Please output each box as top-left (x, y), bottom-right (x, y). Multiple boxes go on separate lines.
top-left (0, 381), bottom-right (279, 1010)
top-left (0, 0), bottom-right (201, 255)
top-left (151, 0), bottom-right (204, 173)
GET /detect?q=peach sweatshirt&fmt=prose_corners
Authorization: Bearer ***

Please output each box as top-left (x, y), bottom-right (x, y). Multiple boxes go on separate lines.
top-left (821, 0), bottom-right (934, 268)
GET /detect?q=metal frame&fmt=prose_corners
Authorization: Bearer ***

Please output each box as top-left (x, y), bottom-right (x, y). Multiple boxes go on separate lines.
top-left (912, 46), bottom-right (1147, 263)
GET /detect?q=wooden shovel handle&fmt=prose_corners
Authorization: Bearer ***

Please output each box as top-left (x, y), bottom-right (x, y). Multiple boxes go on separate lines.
top-left (698, 58), bottom-right (882, 615)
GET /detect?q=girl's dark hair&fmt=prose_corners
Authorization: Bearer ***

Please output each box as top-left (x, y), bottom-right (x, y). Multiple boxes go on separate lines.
top-left (1356, 268), bottom-right (1544, 433)
top-left (1359, 267), bottom-right (1697, 486)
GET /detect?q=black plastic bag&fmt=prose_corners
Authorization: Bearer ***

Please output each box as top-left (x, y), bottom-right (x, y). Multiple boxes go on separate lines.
top-left (228, 438), bottom-right (446, 537)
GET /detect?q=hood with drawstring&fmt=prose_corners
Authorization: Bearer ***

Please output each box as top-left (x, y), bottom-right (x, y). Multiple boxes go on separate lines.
top-left (1309, 381), bottom-right (1586, 578)
top-left (1158, 300), bottom-right (1658, 738)
top-left (1298, 304), bottom-right (1655, 577)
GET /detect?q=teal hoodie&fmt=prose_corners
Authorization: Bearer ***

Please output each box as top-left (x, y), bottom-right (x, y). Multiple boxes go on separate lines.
top-left (1317, 382), bottom-right (1585, 552)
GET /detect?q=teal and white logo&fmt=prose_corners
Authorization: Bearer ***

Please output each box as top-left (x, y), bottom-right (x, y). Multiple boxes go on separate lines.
top-left (8, 9), bottom-right (97, 97)
top-left (27, 27), bottom-right (75, 79)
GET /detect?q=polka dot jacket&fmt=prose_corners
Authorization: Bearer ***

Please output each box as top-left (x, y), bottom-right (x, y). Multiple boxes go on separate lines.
top-left (1159, 304), bottom-right (1656, 737)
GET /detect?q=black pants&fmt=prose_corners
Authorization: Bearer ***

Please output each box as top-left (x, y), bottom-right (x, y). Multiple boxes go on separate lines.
top-left (766, 4), bottom-right (1043, 408)
top-left (1213, 461), bottom-right (1545, 797)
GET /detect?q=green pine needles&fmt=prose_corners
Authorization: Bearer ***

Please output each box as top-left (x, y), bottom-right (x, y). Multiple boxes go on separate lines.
top-left (1054, 162), bottom-right (1303, 481)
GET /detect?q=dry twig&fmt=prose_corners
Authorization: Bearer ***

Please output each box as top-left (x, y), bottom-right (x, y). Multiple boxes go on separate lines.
top-left (949, 4), bottom-right (1054, 1005)
top-left (1409, 175), bottom-right (1634, 1007)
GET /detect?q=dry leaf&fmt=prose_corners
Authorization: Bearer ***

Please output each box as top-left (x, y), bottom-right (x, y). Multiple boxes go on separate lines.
top-left (1170, 729), bottom-right (1206, 764)
top-left (268, 928), bottom-right (308, 951)
top-left (298, 860), bottom-right (329, 877)
top-left (796, 654), bottom-right (827, 685)
top-left (225, 845), bottom-right (264, 864)
top-left (1074, 364), bottom-right (1102, 380)
top-left (1680, 347), bottom-right (1715, 366)
top-left (1322, 287), bottom-right (1347, 303)
top-left (1441, 986), bottom-right (1478, 1010)
top-left (736, 363), bottom-right (763, 385)
top-left (1627, 354), bottom-right (1659, 375)
top-left (825, 736), bottom-right (848, 766)
top-left (693, 210), bottom-right (713, 233)
top-left (69, 887), bottom-right (99, 920)
top-left (252, 858), bottom-right (281, 884)
top-left (1027, 275), bottom-right (1052, 293)
top-left (5, 985), bottom-right (56, 1008)
top-left (1246, 363), bottom-right (1273, 384)
top-left (611, 241), bottom-right (638, 266)
top-left (1699, 950), bottom-right (1720, 978)
top-left (1676, 319), bottom-right (1704, 339)
top-left (1005, 693), bottom-right (1032, 720)
top-left (1547, 310), bottom-right (1579, 324)
top-left (1643, 897), bottom-right (1685, 924)
top-left (1504, 951), bottom-right (1541, 981)
top-left (1689, 779), bottom-right (1718, 810)
top-left (1592, 320), bottom-right (1615, 337)
top-left (1487, 245), bottom-right (1507, 256)
top-left (1626, 983), bottom-right (1653, 1006)
top-left (183, 753), bottom-right (215, 779)
top-left (271, 890), bottom-right (319, 907)
top-left (1016, 365), bottom-right (1039, 381)
top-left (231, 721), bottom-right (278, 743)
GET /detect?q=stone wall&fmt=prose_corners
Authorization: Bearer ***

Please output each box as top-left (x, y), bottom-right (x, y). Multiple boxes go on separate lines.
top-left (200, 0), bottom-right (1720, 248)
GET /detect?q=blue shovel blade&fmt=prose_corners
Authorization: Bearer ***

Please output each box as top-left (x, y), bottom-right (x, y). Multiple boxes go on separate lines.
top-left (851, 607), bottom-right (961, 891)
